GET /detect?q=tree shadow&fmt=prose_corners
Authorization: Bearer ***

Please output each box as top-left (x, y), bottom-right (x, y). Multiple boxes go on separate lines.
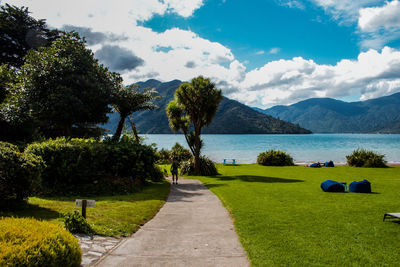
top-left (0, 202), bottom-right (61, 220)
top-left (212, 175), bottom-right (304, 183)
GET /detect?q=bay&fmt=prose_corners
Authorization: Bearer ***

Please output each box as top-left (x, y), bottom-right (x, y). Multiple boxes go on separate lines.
top-left (141, 134), bottom-right (400, 164)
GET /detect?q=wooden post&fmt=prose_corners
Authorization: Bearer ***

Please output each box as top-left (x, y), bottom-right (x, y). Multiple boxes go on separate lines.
top-left (82, 199), bottom-right (87, 218)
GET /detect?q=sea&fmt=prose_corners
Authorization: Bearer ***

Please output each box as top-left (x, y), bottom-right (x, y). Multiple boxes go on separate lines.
top-left (141, 134), bottom-right (400, 164)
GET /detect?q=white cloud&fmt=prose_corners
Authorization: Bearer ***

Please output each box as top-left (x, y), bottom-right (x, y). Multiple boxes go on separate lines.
top-left (268, 47), bottom-right (281, 54)
top-left (256, 50), bottom-right (265, 55)
top-left (277, 0), bottom-right (305, 10)
top-left (232, 47), bottom-right (400, 107)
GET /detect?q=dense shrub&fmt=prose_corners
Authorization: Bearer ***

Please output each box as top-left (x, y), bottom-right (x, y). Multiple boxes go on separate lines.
top-left (157, 143), bottom-right (193, 164)
top-left (180, 156), bottom-right (218, 176)
top-left (346, 149), bottom-right (387, 168)
top-left (25, 135), bottom-right (162, 195)
top-left (0, 218), bottom-right (81, 266)
top-left (0, 141), bottom-right (44, 202)
top-left (257, 150), bottom-right (294, 166)
top-left (63, 211), bottom-right (94, 235)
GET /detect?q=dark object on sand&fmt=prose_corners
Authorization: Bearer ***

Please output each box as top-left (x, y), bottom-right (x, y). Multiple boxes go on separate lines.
top-left (324, 161), bottom-right (334, 167)
top-left (349, 179), bottom-right (371, 193)
top-left (321, 180), bottom-right (345, 192)
top-left (310, 162), bottom-right (322, 168)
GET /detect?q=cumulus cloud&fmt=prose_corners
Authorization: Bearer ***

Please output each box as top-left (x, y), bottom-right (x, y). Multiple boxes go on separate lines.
top-left (232, 47), bottom-right (400, 107)
top-left (185, 61), bottom-right (196, 68)
top-left (95, 45), bottom-right (144, 72)
top-left (269, 47), bottom-right (281, 54)
top-left (62, 25), bottom-right (127, 45)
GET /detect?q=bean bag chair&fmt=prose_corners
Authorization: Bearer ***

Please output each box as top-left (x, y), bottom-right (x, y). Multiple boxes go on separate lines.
top-left (349, 179), bottom-right (371, 193)
top-left (321, 180), bottom-right (345, 192)
top-left (324, 161), bottom-right (334, 167)
top-left (310, 162), bottom-right (322, 168)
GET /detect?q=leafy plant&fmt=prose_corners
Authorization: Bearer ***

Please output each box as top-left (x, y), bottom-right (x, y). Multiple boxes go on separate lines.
top-left (62, 211), bottom-right (94, 235)
top-left (180, 156), bottom-right (218, 176)
top-left (346, 149), bottom-right (387, 168)
top-left (257, 150), bottom-right (294, 166)
top-left (0, 217), bottom-right (81, 266)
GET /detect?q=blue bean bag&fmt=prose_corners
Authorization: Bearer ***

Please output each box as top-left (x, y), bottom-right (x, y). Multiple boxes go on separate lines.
top-left (349, 179), bottom-right (371, 193)
top-left (321, 180), bottom-right (345, 192)
top-left (324, 161), bottom-right (334, 167)
top-left (310, 162), bottom-right (322, 168)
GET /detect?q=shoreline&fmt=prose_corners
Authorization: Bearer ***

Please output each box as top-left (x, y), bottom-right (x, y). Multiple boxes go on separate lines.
top-left (294, 161), bottom-right (400, 166)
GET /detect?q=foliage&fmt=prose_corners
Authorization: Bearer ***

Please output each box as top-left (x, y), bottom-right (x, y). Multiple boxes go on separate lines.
top-left (192, 164), bottom-right (400, 266)
top-left (0, 181), bottom-right (170, 237)
top-left (257, 149), bottom-right (294, 166)
top-left (19, 32), bottom-right (120, 137)
top-left (0, 141), bottom-right (44, 202)
top-left (0, 217), bottom-right (81, 266)
top-left (25, 136), bottom-right (161, 195)
top-left (62, 211), bottom-right (94, 235)
top-left (111, 83), bottom-right (159, 141)
top-left (346, 148), bottom-right (387, 168)
top-left (157, 142), bottom-right (193, 164)
top-left (180, 156), bottom-right (218, 176)
top-left (166, 76), bottom-right (222, 174)
top-left (0, 4), bottom-right (60, 68)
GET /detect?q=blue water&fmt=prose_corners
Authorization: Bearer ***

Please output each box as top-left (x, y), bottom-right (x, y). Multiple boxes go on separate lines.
top-left (141, 134), bottom-right (400, 164)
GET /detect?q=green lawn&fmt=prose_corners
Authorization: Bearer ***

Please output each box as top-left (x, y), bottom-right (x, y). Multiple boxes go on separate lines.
top-left (188, 164), bottom-right (400, 266)
top-left (0, 180), bottom-right (170, 237)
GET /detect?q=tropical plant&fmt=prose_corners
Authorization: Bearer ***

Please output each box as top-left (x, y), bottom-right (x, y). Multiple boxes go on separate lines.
top-left (111, 84), bottom-right (159, 141)
top-left (257, 149), bottom-right (294, 166)
top-left (346, 149), bottom-right (387, 168)
top-left (166, 76), bottom-right (222, 174)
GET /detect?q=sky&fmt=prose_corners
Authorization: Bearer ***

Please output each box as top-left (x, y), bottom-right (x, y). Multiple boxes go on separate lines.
top-left (3, 0), bottom-right (400, 108)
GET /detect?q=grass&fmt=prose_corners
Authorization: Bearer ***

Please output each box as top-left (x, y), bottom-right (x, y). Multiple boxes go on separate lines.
top-left (187, 164), bottom-right (400, 266)
top-left (0, 180), bottom-right (170, 237)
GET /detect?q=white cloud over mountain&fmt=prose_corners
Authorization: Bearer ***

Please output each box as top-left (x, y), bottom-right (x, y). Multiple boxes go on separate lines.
top-left (4, 0), bottom-right (400, 108)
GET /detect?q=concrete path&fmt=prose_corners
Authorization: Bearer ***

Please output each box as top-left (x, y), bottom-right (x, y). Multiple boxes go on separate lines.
top-left (95, 178), bottom-right (249, 267)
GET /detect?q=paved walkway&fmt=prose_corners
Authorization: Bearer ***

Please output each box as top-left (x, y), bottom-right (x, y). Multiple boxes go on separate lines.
top-left (95, 178), bottom-right (249, 267)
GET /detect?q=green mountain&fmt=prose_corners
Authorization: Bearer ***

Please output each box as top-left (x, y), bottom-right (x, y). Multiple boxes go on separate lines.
top-left (102, 79), bottom-right (311, 134)
top-left (259, 93), bottom-right (400, 133)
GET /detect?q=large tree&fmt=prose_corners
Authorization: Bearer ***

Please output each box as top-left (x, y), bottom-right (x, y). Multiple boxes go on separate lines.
top-left (112, 84), bottom-right (159, 141)
top-left (166, 76), bottom-right (222, 174)
top-left (19, 32), bottom-right (120, 137)
top-left (0, 4), bottom-right (60, 68)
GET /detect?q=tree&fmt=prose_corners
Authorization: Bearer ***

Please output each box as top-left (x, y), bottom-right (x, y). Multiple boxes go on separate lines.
top-left (19, 32), bottom-right (120, 137)
top-left (111, 84), bottom-right (159, 141)
top-left (166, 76), bottom-right (222, 174)
top-left (0, 4), bottom-right (60, 68)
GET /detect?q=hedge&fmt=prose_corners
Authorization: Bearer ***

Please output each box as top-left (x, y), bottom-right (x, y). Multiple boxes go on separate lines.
top-left (24, 135), bottom-right (161, 195)
top-left (0, 142), bottom-right (44, 202)
top-left (257, 150), bottom-right (294, 166)
top-left (0, 218), bottom-right (81, 266)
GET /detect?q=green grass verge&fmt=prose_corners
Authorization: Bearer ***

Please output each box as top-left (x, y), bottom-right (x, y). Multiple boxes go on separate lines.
top-left (0, 180), bottom-right (170, 237)
top-left (188, 164), bottom-right (400, 266)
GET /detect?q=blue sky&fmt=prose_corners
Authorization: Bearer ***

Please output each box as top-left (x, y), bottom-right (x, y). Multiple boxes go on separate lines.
top-left (4, 0), bottom-right (400, 107)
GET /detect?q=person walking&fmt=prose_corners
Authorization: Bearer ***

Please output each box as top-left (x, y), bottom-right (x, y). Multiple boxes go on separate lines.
top-left (171, 158), bottom-right (179, 184)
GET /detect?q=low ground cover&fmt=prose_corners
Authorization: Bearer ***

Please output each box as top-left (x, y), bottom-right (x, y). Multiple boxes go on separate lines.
top-left (0, 180), bottom-right (170, 237)
top-left (188, 164), bottom-right (400, 266)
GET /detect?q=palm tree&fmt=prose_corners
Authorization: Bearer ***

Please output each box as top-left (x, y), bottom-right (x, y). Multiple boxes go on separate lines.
top-left (112, 84), bottom-right (159, 141)
top-left (166, 76), bottom-right (222, 174)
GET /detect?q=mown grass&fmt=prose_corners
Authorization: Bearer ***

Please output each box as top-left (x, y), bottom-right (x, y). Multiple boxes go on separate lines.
top-left (0, 180), bottom-right (170, 237)
top-left (188, 164), bottom-right (400, 266)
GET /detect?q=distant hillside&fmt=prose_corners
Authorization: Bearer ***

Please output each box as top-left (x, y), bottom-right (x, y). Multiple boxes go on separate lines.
top-left (102, 79), bottom-right (311, 134)
top-left (258, 93), bottom-right (400, 133)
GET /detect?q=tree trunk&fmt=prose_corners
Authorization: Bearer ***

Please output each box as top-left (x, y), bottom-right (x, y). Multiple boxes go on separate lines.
top-left (113, 115), bottom-right (126, 141)
top-left (64, 123), bottom-right (72, 137)
top-left (128, 117), bottom-right (140, 143)
top-left (193, 125), bottom-right (201, 174)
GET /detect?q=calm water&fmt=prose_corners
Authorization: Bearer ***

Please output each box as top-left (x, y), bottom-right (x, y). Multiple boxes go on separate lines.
top-left (141, 134), bottom-right (400, 164)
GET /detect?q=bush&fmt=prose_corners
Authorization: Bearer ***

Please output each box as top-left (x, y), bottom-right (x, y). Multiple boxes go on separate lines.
top-left (346, 149), bottom-right (387, 168)
top-left (63, 211), bottom-right (94, 235)
top-left (180, 156), bottom-right (218, 176)
top-left (0, 141), bottom-right (44, 202)
top-left (25, 135), bottom-right (162, 195)
top-left (257, 150), bottom-right (294, 166)
top-left (0, 218), bottom-right (81, 266)
top-left (156, 143), bottom-right (193, 164)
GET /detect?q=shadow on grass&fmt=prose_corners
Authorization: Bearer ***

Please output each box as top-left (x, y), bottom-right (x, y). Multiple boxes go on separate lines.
top-left (212, 175), bottom-right (304, 183)
top-left (0, 202), bottom-right (61, 220)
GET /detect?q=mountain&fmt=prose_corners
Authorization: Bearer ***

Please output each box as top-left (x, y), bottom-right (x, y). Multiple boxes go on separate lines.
top-left (258, 93), bottom-right (400, 133)
top-left (102, 79), bottom-right (311, 134)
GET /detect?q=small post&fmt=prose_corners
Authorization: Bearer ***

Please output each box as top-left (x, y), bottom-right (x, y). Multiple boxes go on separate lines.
top-left (82, 199), bottom-right (87, 218)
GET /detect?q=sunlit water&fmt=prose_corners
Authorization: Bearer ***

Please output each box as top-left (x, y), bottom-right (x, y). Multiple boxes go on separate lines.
top-left (141, 134), bottom-right (400, 164)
